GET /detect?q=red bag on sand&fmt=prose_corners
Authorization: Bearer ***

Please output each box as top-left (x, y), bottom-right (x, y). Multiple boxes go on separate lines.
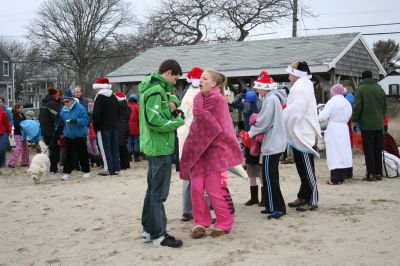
top-left (239, 130), bottom-right (252, 148)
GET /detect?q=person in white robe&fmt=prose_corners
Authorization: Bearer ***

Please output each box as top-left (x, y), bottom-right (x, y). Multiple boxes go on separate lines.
top-left (319, 83), bottom-right (353, 185)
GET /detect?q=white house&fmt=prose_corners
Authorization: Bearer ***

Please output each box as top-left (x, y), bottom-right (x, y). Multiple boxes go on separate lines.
top-left (379, 70), bottom-right (400, 96)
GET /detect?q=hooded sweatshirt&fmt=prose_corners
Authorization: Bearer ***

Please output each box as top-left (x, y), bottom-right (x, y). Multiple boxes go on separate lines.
top-left (138, 73), bottom-right (184, 156)
top-left (39, 94), bottom-right (61, 137)
top-left (248, 89), bottom-right (287, 156)
top-left (283, 77), bottom-right (321, 158)
top-left (92, 88), bottom-right (119, 132)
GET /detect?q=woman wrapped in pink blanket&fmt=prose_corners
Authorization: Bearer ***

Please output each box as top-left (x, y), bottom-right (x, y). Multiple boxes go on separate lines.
top-left (180, 69), bottom-right (243, 239)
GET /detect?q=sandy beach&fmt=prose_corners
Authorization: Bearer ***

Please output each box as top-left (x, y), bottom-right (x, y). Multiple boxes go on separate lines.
top-left (1, 151), bottom-right (400, 266)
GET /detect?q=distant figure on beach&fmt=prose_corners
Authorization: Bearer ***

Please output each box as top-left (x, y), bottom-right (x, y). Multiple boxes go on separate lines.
top-left (352, 70), bottom-right (387, 181)
top-left (319, 83), bottom-right (353, 185)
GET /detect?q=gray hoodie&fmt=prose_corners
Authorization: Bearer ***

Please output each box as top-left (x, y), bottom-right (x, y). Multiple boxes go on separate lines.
top-left (248, 89), bottom-right (287, 156)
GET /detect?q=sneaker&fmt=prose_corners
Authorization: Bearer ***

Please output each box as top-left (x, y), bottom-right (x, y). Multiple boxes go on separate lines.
top-left (61, 174), bottom-right (71, 181)
top-left (288, 198), bottom-right (306, 208)
top-left (98, 170), bottom-right (110, 176)
top-left (296, 204), bottom-right (318, 212)
top-left (142, 231), bottom-right (151, 243)
top-left (82, 172), bottom-right (91, 178)
top-left (8, 164), bottom-right (15, 168)
top-left (153, 234), bottom-right (183, 248)
top-left (267, 211), bottom-right (286, 219)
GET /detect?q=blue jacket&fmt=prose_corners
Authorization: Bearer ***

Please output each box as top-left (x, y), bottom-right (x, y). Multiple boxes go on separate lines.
top-left (59, 100), bottom-right (90, 138)
top-left (20, 120), bottom-right (41, 143)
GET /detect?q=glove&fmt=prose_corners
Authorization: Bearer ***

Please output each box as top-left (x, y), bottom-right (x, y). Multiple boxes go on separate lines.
top-left (172, 109), bottom-right (185, 120)
top-left (68, 119), bottom-right (77, 124)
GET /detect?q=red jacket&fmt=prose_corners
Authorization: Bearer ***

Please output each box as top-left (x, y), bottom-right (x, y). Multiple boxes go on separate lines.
top-left (128, 102), bottom-right (139, 136)
top-left (0, 108), bottom-right (11, 135)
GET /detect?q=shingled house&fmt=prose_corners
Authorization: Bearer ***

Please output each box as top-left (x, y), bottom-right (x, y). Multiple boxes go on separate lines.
top-left (107, 32), bottom-right (386, 103)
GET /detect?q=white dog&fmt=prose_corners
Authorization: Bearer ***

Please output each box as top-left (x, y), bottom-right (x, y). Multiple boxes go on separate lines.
top-left (28, 140), bottom-right (51, 184)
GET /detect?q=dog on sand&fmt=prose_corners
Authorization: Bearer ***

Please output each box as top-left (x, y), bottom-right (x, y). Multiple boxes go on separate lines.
top-left (27, 140), bottom-right (51, 184)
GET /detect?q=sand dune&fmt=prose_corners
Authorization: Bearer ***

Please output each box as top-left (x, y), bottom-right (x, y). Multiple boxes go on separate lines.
top-left (1, 152), bottom-right (400, 265)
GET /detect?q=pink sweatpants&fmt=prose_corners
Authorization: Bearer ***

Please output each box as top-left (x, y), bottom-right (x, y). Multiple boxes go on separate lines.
top-left (191, 172), bottom-right (235, 232)
top-left (9, 135), bottom-right (29, 166)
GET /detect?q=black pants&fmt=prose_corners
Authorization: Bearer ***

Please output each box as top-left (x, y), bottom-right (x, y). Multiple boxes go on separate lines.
top-left (330, 168), bottom-right (348, 183)
top-left (361, 130), bottom-right (384, 177)
top-left (119, 144), bottom-right (130, 170)
top-left (43, 135), bottom-right (60, 173)
top-left (262, 153), bottom-right (286, 213)
top-left (63, 137), bottom-right (90, 174)
top-left (293, 148), bottom-right (319, 206)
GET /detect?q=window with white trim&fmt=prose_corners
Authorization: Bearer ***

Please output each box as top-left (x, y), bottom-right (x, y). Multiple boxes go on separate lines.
top-left (7, 86), bottom-right (12, 101)
top-left (3, 61), bottom-right (9, 76)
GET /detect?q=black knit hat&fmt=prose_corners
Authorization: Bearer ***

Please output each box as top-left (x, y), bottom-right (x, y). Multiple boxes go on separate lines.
top-left (361, 70), bottom-right (372, 80)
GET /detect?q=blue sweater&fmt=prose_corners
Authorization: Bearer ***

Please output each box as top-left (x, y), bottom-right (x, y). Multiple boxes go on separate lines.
top-left (60, 100), bottom-right (90, 138)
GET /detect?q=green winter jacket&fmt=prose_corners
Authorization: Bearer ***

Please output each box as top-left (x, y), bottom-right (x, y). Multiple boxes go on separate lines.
top-left (352, 78), bottom-right (387, 130)
top-left (139, 73), bottom-right (184, 156)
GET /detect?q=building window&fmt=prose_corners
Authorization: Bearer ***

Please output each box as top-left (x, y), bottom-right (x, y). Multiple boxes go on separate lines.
top-left (29, 95), bottom-right (34, 104)
top-left (7, 86), bottom-right (12, 102)
top-left (3, 61), bottom-right (9, 76)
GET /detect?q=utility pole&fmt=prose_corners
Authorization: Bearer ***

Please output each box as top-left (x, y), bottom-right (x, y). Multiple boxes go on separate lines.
top-left (292, 0), bottom-right (298, 37)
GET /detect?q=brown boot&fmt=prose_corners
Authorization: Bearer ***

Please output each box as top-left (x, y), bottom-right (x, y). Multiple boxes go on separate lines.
top-left (258, 186), bottom-right (266, 207)
top-left (191, 225), bottom-right (206, 239)
top-left (244, 186), bottom-right (259, 206)
top-left (210, 228), bottom-right (226, 238)
top-left (362, 176), bottom-right (377, 182)
top-left (288, 198), bottom-right (306, 208)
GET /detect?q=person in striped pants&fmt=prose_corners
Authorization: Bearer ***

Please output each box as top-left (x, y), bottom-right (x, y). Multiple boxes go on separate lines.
top-left (283, 61), bottom-right (321, 212)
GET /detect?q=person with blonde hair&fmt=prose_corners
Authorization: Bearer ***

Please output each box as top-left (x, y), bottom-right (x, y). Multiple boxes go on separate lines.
top-left (180, 69), bottom-right (243, 238)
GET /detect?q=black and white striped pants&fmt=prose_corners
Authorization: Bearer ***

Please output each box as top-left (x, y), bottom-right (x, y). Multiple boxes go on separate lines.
top-left (293, 148), bottom-right (319, 206)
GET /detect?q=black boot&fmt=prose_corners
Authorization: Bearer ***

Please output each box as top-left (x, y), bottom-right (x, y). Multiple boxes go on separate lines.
top-left (134, 152), bottom-right (141, 162)
top-left (258, 186), bottom-right (266, 207)
top-left (245, 186), bottom-right (259, 206)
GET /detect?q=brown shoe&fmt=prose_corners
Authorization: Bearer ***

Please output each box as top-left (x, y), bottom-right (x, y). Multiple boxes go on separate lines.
top-left (362, 176), bottom-right (376, 182)
top-left (181, 213), bottom-right (193, 222)
top-left (210, 228), bottom-right (226, 238)
top-left (296, 204), bottom-right (318, 212)
top-left (375, 175), bottom-right (383, 181)
top-left (288, 198), bottom-right (306, 208)
top-left (191, 226), bottom-right (206, 239)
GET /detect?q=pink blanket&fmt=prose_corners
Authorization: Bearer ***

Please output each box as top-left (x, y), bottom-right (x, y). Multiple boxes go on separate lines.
top-left (180, 88), bottom-right (244, 180)
top-left (249, 113), bottom-right (264, 156)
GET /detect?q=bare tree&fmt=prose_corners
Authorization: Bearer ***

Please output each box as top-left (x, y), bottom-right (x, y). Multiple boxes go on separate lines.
top-left (373, 39), bottom-right (400, 72)
top-left (148, 0), bottom-right (213, 45)
top-left (214, 0), bottom-right (291, 41)
top-left (29, 0), bottom-right (132, 92)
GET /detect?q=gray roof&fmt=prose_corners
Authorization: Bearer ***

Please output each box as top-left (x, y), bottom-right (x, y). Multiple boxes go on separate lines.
top-left (108, 32), bottom-right (385, 83)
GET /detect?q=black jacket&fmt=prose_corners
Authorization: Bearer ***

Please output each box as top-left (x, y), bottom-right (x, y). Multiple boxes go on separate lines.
top-left (117, 100), bottom-right (131, 145)
top-left (13, 113), bottom-right (26, 136)
top-left (92, 93), bottom-right (119, 131)
top-left (39, 94), bottom-right (62, 137)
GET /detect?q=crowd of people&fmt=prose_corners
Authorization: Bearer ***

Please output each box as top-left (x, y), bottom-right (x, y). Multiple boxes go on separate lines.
top-left (1, 58), bottom-right (398, 249)
top-left (0, 81), bottom-right (141, 179)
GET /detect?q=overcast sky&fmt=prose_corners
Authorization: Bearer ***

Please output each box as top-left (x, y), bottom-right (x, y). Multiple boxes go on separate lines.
top-left (1, 0), bottom-right (400, 46)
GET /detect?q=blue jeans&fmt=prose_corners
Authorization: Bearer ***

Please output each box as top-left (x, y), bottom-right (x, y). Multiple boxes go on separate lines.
top-left (0, 134), bottom-right (8, 168)
top-left (127, 135), bottom-right (140, 154)
top-left (141, 155), bottom-right (173, 240)
top-left (97, 130), bottom-right (120, 174)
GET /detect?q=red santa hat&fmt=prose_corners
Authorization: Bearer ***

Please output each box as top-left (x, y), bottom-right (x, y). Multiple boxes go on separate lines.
top-left (115, 92), bottom-right (127, 101)
top-left (187, 67), bottom-right (204, 88)
top-left (93, 77), bottom-right (112, 90)
top-left (253, 71), bottom-right (278, 90)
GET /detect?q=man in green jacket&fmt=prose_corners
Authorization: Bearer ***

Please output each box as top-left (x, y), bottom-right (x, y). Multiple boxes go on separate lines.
top-left (352, 70), bottom-right (387, 181)
top-left (139, 59), bottom-right (185, 248)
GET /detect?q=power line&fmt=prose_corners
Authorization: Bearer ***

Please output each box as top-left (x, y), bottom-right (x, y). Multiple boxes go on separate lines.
top-left (304, 22), bottom-right (400, 31)
top-left (363, 31), bottom-right (400, 36)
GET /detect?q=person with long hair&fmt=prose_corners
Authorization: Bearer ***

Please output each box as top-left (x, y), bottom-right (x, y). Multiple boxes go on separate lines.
top-left (180, 69), bottom-right (243, 238)
top-left (8, 103), bottom-right (29, 168)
